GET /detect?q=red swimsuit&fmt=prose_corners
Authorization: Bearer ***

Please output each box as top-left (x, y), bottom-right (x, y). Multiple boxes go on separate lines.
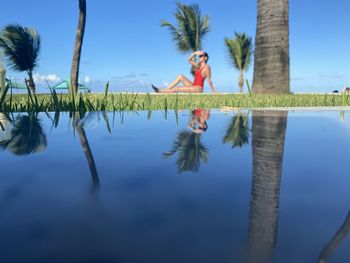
top-left (193, 108), bottom-right (203, 117)
top-left (192, 67), bottom-right (206, 88)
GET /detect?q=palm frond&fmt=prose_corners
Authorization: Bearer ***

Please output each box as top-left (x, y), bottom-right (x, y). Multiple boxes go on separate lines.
top-left (161, 3), bottom-right (210, 53)
top-left (161, 20), bottom-right (189, 52)
top-left (0, 24), bottom-right (41, 73)
top-left (201, 15), bottom-right (211, 41)
top-left (225, 32), bottom-right (253, 72)
top-left (176, 3), bottom-right (196, 51)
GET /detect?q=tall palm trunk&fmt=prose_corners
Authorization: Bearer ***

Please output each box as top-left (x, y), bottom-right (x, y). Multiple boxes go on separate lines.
top-left (239, 71), bottom-right (244, 93)
top-left (247, 111), bottom-right (288, 263)
top-left (0, 67), bottom-right (6, 92)
top-left (253, 0), bottom-right (290, 93)
top-left (27, 70), bottom-right (36, 94)
top-left (74, 112), bottom-right (100, 189)
top-left (71, 0), bottom-right (87, 94)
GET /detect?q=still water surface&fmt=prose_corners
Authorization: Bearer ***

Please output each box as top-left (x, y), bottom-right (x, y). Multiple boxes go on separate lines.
top-left (0, 110), bottom-right (349, 263)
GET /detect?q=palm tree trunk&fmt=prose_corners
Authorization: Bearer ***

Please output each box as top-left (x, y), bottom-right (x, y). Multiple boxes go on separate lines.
top-left (247, 111), bottom-right (288, 263)
top-left (253, 0), bottom-right (290, 94)
top-left (74, 112), bottom-right (100, 189)
top-left (27, 70), bottom-right (36, 94)
top-left (0, 67), bottom-right (6, 92)
top-left (71, 0), bottom-right (87, 94)
top-left (239, 71), bottom-right (244, 93)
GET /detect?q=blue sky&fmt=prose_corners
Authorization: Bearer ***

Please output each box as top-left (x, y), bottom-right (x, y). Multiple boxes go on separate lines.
top-left (0, 0), bottom-right (349, 93)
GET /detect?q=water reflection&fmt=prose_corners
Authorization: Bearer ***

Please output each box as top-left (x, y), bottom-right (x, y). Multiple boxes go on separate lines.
top-left (188, 108), bottom-right (210, 134)
top-left (0, 113), bottom-right (47, 155)
top-left (0, 113), bottom-right (12, 142)
top-left (247, 111), bottom-right (288, 263)
top-left (74, 112), bottom-right (100, 190)
top-left (223, 111), bottom-right (250, 148)
top-left (1, 110), bottom-right (350, 261)
top-left (318, 212), bottom-right (350, 263)
top-left (164, 109), bottom-right (210, 173)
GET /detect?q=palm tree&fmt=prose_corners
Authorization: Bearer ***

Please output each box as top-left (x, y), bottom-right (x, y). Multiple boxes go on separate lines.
top-left (223, 112), bottom-right (250, 148)
top-left (225, 33), bottom-right (253, 93)
top-left (253, 0), bottom-right (290, 93)
top-left (164, 130), bottom-right (208, 173)
top-left (247, 111), bottom-right (288, 262)
top-left (0, 25), bottom-right (40, 93)
top-left (71, 0), bottom-right (87, 94)
top-left (0, 114), bottom-right (47, 155)
top-left (161, 2), bottom-right (210, 75)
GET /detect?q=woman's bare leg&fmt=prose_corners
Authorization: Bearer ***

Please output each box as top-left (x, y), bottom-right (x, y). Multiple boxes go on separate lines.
top-left (157, 86), bottom-right (203, 93)
top-left (165, 75), bottom-right (192, 90)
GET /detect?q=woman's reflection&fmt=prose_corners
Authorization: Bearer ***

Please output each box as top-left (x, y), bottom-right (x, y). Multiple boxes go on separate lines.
top-left (0, 113), bottom-right (47, 155)
top-left (188, 108), bottom-right (210, 134)
top-left (164, 109), bottom-right (210, 173)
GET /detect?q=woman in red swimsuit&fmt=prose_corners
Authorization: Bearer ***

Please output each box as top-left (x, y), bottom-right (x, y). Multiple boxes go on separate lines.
top-left (152, 51), bottom-right (216, 93)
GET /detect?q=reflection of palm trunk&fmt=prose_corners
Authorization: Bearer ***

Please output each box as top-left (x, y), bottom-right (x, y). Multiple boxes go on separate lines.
top-left (74, 112), bottom-right (100, 188)
top-left (318, 212), bottom-right (350, 263)
top-left (247, 111), bottom-right (288, 263)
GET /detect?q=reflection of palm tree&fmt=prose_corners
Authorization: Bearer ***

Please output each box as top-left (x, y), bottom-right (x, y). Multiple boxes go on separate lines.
top-left (74, 112), bottom-right (100, 189)
top-left (247, 111), bottom-right (288, 263)
top-left (164, 130), bottom-right (208, 173)
top-left (318, 212), bottom-right (350, 263)
top-left (1, 114), bottom-right (47, 155)
top-left (223, 112), bottom-right (250, 148)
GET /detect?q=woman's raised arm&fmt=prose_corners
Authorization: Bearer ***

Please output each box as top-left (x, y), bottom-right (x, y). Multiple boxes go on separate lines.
top-left (188, 51), bottom-right (201, 67)
top-left (206, 66), bottom-right (216, 93)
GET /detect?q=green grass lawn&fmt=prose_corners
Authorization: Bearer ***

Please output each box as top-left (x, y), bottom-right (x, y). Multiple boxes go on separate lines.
top-left (1, 93), bottom-right (350, 112)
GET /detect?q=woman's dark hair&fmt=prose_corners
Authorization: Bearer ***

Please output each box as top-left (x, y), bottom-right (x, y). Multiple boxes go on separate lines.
top-left (198, 121), bottom-right (208, 132)
top-left (204, 52), bottom-right (209, 62)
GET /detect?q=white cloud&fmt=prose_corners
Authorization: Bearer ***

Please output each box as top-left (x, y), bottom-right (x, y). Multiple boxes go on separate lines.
top-left (33, 73), bottom-right (61, 84)
top-left (319, 73), bottom-right (345, 79)
top-left (83, 76), bottom-right (91, 83)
